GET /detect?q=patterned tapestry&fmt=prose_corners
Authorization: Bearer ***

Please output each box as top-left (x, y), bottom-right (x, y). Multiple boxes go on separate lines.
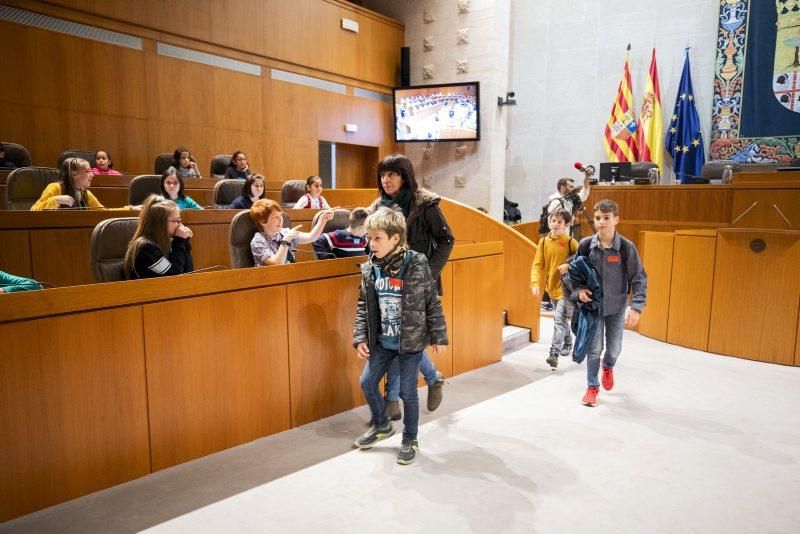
top-left (711, 0), bottom-right (800, 163)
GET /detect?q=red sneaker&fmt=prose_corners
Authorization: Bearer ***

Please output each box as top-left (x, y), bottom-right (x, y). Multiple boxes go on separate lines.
top-left (581, 386), bottom-right (599, 407)
top-left (602, 367), bottom-right (614, 391)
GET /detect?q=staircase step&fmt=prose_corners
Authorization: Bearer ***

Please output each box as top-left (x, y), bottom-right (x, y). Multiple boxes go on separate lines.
top-left (502, 325), bottom-right (530, 354)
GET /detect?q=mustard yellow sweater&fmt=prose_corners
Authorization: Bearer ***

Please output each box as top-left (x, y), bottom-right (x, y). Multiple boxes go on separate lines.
top-left (530, 233), bottom-right (578, 300)
top-left (31, 182), bottom-right (104, 211)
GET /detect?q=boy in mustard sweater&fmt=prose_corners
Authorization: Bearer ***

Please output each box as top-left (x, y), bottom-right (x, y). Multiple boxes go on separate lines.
top-left (531, 209), bottom-right (578, 368)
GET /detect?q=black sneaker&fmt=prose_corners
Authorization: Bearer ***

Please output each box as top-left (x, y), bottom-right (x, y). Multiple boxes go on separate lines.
top-left (397, 439), bottom-right (419, 465)
top-left (385, 400), bottom-right (402, 421)
top-left (427, 371), bottom-right (445, 411)
top-left (560, 343), bottom-right (573, 357)
top-left (354, 422), bottom-right (394, 449)
top-left (546, 350), bottom-right (559, 369)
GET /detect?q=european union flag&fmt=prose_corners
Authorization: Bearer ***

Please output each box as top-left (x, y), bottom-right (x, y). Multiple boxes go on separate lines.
top-left (665, 51), bottom-right (706, 183)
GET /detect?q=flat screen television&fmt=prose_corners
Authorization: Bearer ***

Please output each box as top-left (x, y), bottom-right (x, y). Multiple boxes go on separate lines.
top-left (393, 82), bottom-right (480, 142)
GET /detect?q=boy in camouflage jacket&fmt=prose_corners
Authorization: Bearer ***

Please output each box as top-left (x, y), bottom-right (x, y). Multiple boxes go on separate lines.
top-left (352, 207), bottom-right (448, 465)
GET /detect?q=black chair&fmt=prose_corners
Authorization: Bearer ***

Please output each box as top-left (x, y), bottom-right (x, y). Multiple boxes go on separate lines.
top-left (57, 150), bottom-right (95, 169)
top-left (4, 167), bottom-right (60, 210)
top-left (128, 175), bottom-right (162, 205)
top-left (630, 162), bottom-right (658, 178)
top-left (281, 180), bottom-right (306, 208)
top-left (154, 153), bottom-right (174, 175)
top-left (210, 155), bottom-right (232, 179)
top-left (312, 208), bottom-right (350, 233)
top-left (213, 179), bottom-right (243, 208)
top-left (1, 142), bottom-right (32, 168)
top-left (90, 218), bottom-right (138, 282)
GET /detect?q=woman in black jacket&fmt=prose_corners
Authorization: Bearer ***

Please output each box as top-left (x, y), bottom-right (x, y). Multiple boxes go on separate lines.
top-left (366, 153), bottom-right (455, 419)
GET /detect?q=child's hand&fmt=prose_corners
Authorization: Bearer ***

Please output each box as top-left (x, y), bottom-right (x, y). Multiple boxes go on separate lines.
top-left (429, 344), bottom-right (445, 356)
top-left (625, 308), bottom-right (641, 327)
top-left (355, 343), bottom-right (370, 359)
top-left (578, 289), bottom-right (593, 303)
top-left (285, 225), bottom-right (303, 242)
top-left (320, 209), bottom-right (334, 221)
top-left (557, 263), bottom-right (569, 275)
top-left (531, 286), bottom-right (540, 297)
top-left (189, 161), bottom-right (197, 170)
top-left (175, 225), bottom-right (193, 239)
top-left (54, 195), bottom-right (76, 207)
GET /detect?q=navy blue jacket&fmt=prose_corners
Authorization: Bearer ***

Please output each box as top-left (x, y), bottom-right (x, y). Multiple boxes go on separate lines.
top-left (568, 256), bottom-right (602, 364)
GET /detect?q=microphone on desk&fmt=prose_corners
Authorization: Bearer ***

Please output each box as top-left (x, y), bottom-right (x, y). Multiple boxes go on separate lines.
top-left (182, 265), bottom-right (228, 275)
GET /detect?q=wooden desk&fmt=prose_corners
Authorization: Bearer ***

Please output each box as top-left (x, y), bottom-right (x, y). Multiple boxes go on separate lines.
top-left (0, 242), bottom-right (503, 521)
top-left (638, 228), bottom-right (800, 366)
top-left (0, 209), bottom-right (317, 287)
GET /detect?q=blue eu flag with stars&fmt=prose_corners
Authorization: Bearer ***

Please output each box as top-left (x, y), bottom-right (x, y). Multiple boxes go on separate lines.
top-left (665, 51), bottom-right (705, 183)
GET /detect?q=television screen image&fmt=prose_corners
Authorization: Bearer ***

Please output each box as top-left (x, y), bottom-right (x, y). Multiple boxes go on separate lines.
top-left (393, 82), bottom-right (480, 142)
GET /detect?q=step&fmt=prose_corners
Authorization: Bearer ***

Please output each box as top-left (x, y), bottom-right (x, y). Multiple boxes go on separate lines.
top-left (502, 325), bottom-right (531, 354)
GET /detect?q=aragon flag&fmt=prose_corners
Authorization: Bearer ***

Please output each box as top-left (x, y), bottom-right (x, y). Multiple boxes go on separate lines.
top-left (637, 48), bottom-right (664, 171)
top-left (604, 48), bottom-right (638, 163)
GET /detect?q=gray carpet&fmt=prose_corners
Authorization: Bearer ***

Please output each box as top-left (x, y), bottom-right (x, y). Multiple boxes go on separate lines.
top-left (4, 319), bottom-right (800, 533)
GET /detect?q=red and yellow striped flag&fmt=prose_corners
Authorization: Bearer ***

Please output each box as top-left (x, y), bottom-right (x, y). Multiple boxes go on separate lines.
top-left (637, 48), bottom-right (664, 170)
top-left (604, 53), bottom-right (638, 162)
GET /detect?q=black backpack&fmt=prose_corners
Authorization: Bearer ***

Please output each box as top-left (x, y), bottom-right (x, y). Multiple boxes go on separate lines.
top-left (538, 197), bottom-right (566, 235)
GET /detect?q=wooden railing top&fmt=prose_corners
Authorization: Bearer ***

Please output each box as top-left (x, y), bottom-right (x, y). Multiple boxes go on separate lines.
top-left (0, 241), bottom-right (502, 324)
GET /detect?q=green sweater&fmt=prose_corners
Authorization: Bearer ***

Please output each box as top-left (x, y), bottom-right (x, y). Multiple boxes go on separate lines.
top-left (0, 271), bottom-right (43, 293)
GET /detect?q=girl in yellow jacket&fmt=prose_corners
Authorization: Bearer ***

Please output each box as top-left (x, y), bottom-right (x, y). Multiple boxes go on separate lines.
top-left (31, 157), bottom-right (105, 211)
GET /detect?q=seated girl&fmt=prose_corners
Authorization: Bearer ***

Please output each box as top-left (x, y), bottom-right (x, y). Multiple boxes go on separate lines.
top-left (169, 146), bottom-right (201, 178)
top-left (249, 198), bottom-right (333, 266)
top-left (91, 150), bottom-right (122, 175)
top-left (31, 157), bottom-right (106, 210)
top-left (293, 175), bottom-right (331, 209)
top-left (224, 150), bottom-right (252, 180)
top-left (227, 173), bottom-right (265, 209)
top-left (124, 195), bottom-right (194, 279)
top-left (160, 168), bottom-right (203, 209)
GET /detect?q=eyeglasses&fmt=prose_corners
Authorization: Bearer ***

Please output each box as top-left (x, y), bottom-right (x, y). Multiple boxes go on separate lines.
top-left (169, 218), bottom-right (182, 224)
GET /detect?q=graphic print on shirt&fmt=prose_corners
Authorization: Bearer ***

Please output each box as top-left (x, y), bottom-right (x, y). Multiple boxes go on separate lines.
top-left (375, 268), bottom-right (404, 349)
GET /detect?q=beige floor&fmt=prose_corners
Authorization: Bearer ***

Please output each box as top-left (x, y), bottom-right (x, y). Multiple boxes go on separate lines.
top-left (3, 319), bottom-right (800, 533)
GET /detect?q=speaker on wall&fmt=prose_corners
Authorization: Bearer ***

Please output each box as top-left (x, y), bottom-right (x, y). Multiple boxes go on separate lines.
top-left (400, 46), bottom-right (410, 87)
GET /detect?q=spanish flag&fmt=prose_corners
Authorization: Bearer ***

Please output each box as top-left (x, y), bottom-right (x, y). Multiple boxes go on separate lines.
top-left (637, 48), bottom-right (664, 170)
top-left (604, 50), bottom-right (638, 162)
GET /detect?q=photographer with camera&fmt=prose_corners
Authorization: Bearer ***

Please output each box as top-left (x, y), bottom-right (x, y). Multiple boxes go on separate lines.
top-left (541, 171), bottom-right (593, 238)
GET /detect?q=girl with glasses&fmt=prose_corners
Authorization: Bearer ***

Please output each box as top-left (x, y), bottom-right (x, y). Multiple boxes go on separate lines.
top-left (124, 195), bottom-right (194, 279)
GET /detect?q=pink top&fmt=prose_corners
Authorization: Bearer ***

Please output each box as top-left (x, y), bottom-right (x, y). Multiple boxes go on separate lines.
top-left (91, 167), bottom-right (122, 175)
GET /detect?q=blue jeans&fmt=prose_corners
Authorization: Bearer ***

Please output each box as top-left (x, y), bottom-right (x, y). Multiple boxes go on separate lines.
top-left (385, 350), bottom-right (438, 401)
top-left (359, 345), bottom-right (422, 441)
top-left (586, 310), bottom-right (626, 387)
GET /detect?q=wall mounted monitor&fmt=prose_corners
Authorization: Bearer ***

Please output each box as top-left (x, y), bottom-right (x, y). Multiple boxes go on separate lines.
top-left (393, 82), bottom-right (480, 142)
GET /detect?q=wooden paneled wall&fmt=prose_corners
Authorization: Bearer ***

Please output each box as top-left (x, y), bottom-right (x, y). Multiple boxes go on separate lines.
top-left (0, 0), bottom-right (400, 181)
top-left (0, 242), bottom-right (503, 521)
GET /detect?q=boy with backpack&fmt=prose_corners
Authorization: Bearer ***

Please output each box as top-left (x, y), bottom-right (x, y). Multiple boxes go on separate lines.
top-left (572, 199), bottom-right (647, 407)
top-left (531, 209), bottom-right (579, 368)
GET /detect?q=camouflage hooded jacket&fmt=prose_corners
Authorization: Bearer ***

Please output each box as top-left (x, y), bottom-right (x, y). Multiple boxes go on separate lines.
top-left (352, 249), bottom-right (448, 354)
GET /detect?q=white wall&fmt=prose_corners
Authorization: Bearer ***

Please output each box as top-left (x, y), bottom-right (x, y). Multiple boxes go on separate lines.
top-left (363, 0), bottom-right (511, 218)
top-left (506, 0), bottom-right (720, 220)
top-left (363, 0), bottom-right (721, 222)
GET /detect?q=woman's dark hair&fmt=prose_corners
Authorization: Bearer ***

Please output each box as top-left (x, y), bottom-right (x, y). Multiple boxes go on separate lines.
top-left (376, 154), bottom-right (418, 196)
top-left (242, 173), bottom-right (265, 199)
top-left (95, 150), bottom-right (114, 169)
top-left (172, 146), bottom-right (195, 168)
top-left (230, 150), bottom-right (246, 168)
top-left (160, 168), bottom-right (186, 199)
